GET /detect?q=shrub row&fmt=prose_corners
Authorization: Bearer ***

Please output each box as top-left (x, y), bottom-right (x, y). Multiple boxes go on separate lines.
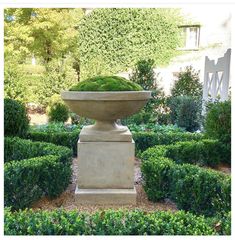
top-left (133, 132), bottom-right (204, 155)
top-left (141, 139), bottom-right (226, 167)
top-left (5, 208), bottom-right (228, 235)
top-left (27, 130), bottom-right (80, 156)
top-left (4, 137), bottom-right (73, 209)
top-left (141, 148), bottom-right (231, 216)
top-left (27, 128), bottom-right (202, 157)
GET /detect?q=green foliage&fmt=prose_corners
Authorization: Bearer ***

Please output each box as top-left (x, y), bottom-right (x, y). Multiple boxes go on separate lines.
top-left (70, 75), bottom-right (143, 91)
top-left (46, 94), bottom-right (69, 123)
top-left (4, 98), bottom-right (29, 137)
top-left (4, 64), bottom-right (28, 102)
top-left (79, 8), bottom-right (183, 79)
top-left (204, 101), bottom-right (231, 144)
top-left (133, 131), bottom-right (204, 155)
top-left (130, 59), bottom-right (157, 91)
top-left (38, 59), bottom-right (78, 106)
top-left (4, 208), bottom-right (218, 235)
top-left (207, 212), bottom-right (231, 235)
top-left (28, 123), bottom-right (81, 156)
top-left (141, 157), bottom-right (174, 201)
top-left (165, 139), bottom-right (224, 167)
top-left (168, 95), bottom-right (202, 131)
top-left (4, 8), bottom-right (84, 63)
top-left (4, 9), bottom-right (83, 107)
top-left (27, 125), bottom-right (202, 157)
top-left (171, 163), bottom-right (231, 216)
top-left (4, 137), bottom-right (72, 209)
top-left (171, 66), bottom-right (203, 98)
top-left (204, 101), bottom-right (231, 164)
top-left (123, 59), bottom-right (166, 124)
top-left (141, 139), bottom-right (225, 167)
top-left (141, 146), bottom-right (231, 216)
top-left (128, 123), bottom-right (185, 134)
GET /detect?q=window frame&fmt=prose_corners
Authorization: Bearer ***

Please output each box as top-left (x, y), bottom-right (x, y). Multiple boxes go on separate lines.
top-left (177, 24), bottom-right (201, 51)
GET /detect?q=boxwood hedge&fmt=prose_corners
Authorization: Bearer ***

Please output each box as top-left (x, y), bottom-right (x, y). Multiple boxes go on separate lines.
top-left (133, 131), bottom-right (205, 155)
top-left (5, 208), bottom-right (224, 235)
top-left (4, 137), bottom-right (73, 210)
top-left (141, 139), bottom-right (226, 167)
top-left (27, 128), bottom-right (204, 157)
top-left (27, 129), bottom-right (80, 156)
top-left (141, 142), bottom-right (231, 216)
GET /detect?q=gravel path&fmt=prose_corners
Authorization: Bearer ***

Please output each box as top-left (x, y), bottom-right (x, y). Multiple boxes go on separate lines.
top-left (32, 158), bottom-right (177, 213)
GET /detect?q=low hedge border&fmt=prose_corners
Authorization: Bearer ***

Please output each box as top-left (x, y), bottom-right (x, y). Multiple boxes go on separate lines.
top-left (4, 137), bottom-right (73, 210)
top-left (5, 208), bottom-right (230, 235)
top-left (27, 129), bottom-right (204, 157)
top-left (27, 130), bottom-right (80, 156)
top-left (141, 146), bottom-right (231, 216)
top-left (141, 139), bottom-right (225, 167)
top-left (133, 132), bottom-right (205, 156)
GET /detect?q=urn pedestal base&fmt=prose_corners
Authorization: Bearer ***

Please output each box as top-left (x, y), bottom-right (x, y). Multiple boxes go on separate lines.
top-left (75, 187), bottom-right (137, 205)
top-left (76, 128), bottom-right (136, 205)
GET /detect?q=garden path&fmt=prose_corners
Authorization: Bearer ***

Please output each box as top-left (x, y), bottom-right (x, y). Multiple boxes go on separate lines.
top-left (32, 157), bottom-right (178, 213)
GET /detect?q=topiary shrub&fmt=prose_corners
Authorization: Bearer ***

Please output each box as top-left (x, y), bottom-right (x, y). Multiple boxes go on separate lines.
top-left (171, 66), bottom-right (203, 98)
top-left (4, 137), bottom-right (72, 209)
top-left (46, 94), bottom-right (69, 123)
top-left (69, 75), bottom-right (143, 91)
top-left (4, 98), bottom-right (29, 137)
top-left (78, 8), bottom-right (183, 79)
top-left (133, 131), bottom-right (204, 155)
top-left (27, 123), bottom-right (81, 156)
top-left (168, 95), bottom-right (202, 132)
top-left (141, 146), bottom-right (231, 216)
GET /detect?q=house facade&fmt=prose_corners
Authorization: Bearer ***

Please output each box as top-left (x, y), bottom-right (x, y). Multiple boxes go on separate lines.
top-left (115, 7), bottom-right (231, 95)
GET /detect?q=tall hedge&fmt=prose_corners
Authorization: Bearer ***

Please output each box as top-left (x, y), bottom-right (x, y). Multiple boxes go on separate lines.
top-left (78, 8), bottom-right (183, 79)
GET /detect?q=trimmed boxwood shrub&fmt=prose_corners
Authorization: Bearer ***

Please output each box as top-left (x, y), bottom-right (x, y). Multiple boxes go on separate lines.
top-left (141, 147), bottom-right (231, 216)
top-left (165, 139), bottom-right (224, 167)
top-left (4, 98), bottom-right (29, 137)
top-left (27, 129), bottom-right (80, 156)
top-left (27, 128), bottom-right (203, 157)
top-left (4, 208), bottom-right (218, 235)
top-left (4, 137), bottom-right (72, 209)
top-left (133, 131), bottom-right (204, 155)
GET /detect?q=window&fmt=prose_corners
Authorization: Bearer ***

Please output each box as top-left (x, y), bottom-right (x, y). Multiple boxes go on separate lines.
top-left (179, 25), bottom-right (200, 50)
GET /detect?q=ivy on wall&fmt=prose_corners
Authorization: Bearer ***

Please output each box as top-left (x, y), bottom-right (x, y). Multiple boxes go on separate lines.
top-left (78, 8), bottom-right (183, 79)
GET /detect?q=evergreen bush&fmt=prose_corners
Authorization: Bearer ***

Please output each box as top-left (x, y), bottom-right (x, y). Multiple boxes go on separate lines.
top-left (4, 98), bottom-right (29, 137)
top-left (47, 94), bottom-right (69, 123)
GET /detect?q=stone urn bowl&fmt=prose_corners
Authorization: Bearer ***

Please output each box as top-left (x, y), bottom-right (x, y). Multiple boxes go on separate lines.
top-left (61, 91), bottom-right (151, 133)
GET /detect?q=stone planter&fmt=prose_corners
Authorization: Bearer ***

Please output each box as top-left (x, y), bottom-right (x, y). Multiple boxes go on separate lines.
top-left (61, 90), bottom-right (151, 204)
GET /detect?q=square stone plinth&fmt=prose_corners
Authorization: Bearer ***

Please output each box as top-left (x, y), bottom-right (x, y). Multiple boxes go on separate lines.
top-left (75, 187), bottom-right (137, 205)
top-left (77, 140), bottom-right (135, 189)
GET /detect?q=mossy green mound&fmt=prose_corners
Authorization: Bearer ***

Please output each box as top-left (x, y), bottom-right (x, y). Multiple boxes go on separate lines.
top-left (69, 76), bottom-right (143, 91)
